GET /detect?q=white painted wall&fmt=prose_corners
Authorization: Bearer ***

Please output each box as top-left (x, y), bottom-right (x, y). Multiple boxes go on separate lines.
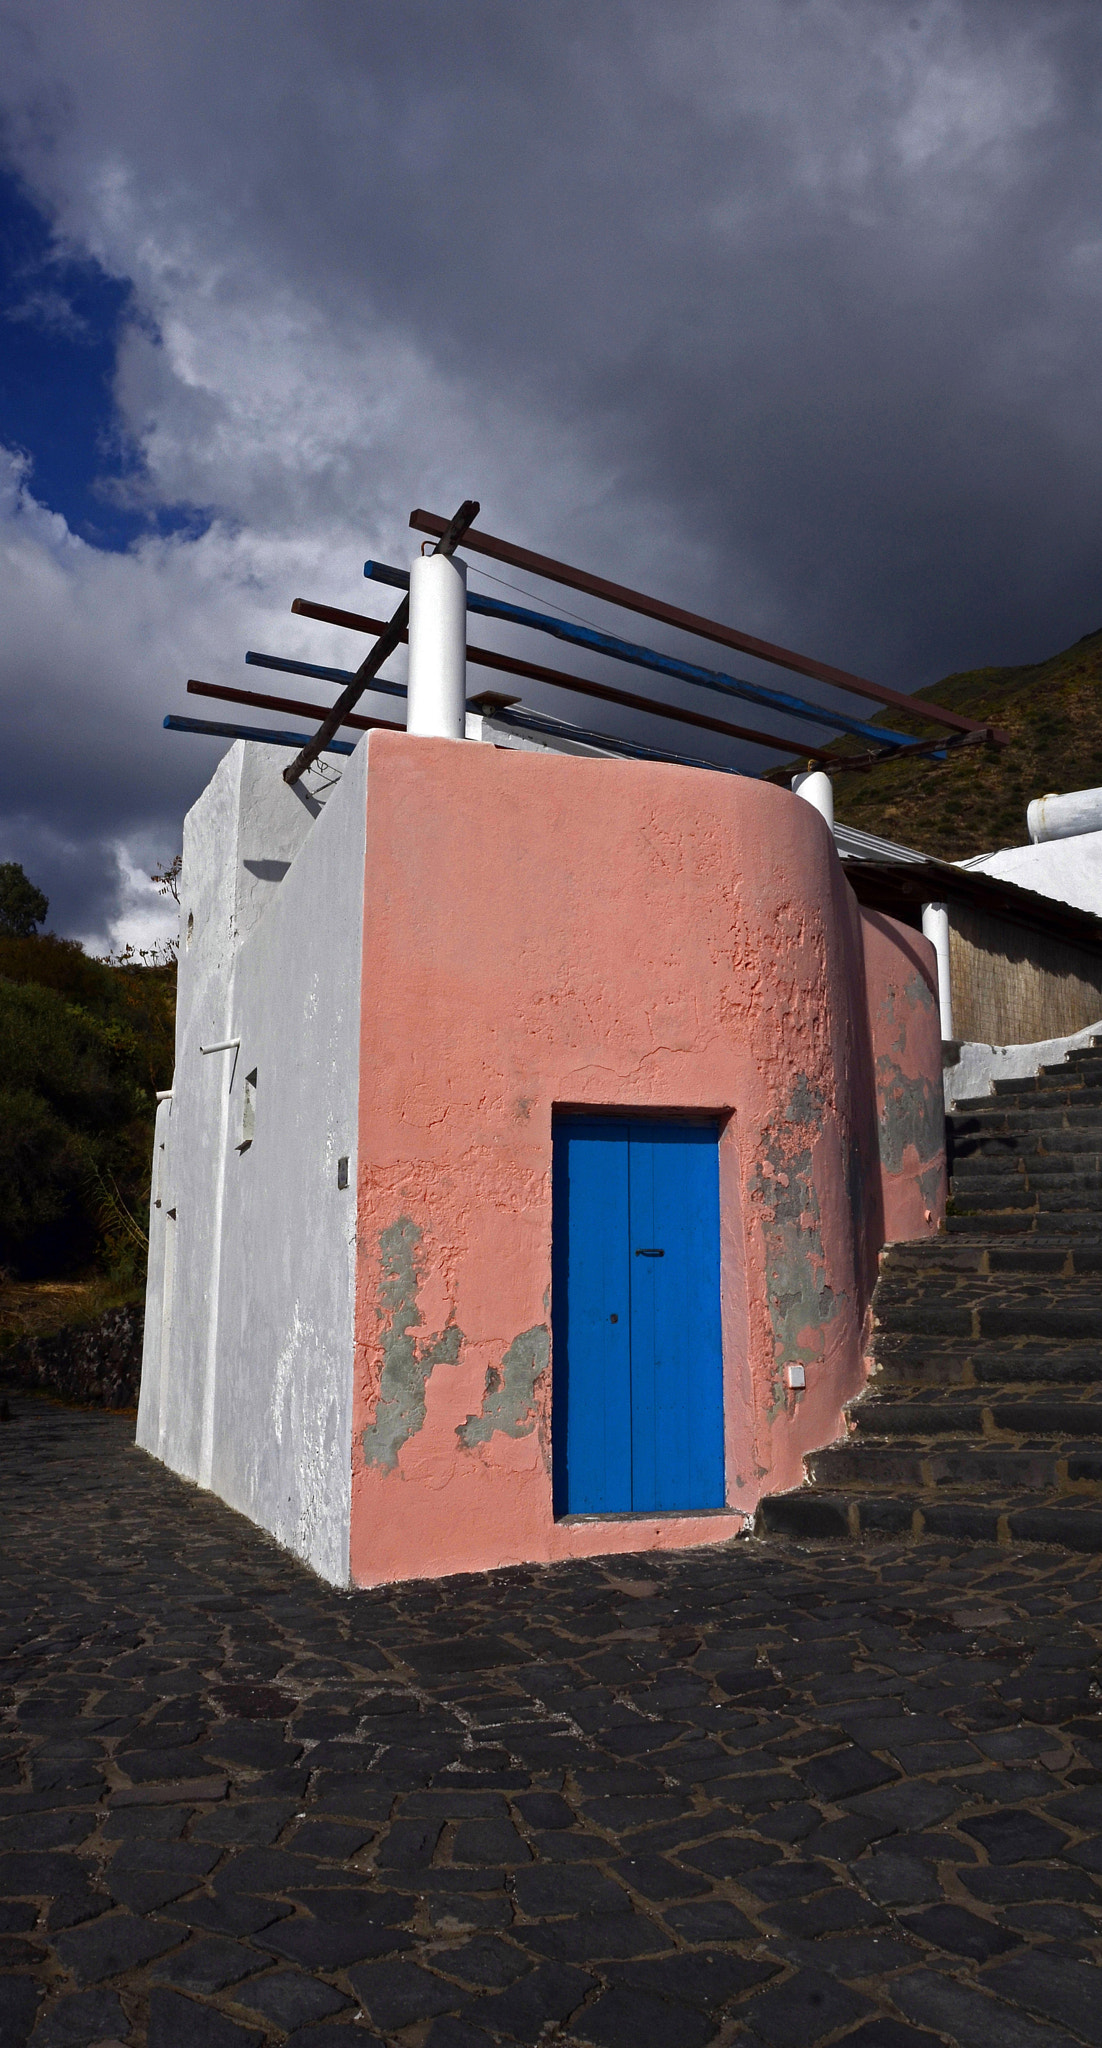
top-left (945, 1019), bottom-right (1102, 1108)
top-left (960, 830), bottom-right (1102, 919)
top-left (137, 740), bottom-right (364, 1585)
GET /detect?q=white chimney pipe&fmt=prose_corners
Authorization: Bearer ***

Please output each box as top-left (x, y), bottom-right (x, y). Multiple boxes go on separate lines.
top-left (921, 901), bottom-right (955, 1041)
top-left (406, 552), bottom-right (467, 739)
top-left (791, 769), bottom-right (835, 832)
top-left (1027, 787), bottom-right (1102, 844)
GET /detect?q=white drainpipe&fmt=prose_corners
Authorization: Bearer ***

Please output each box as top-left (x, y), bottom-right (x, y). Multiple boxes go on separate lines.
top-left (791, 768), bottom-right (835, 831)
top-left (921, 901), bottom-right (955, 1041)
top-left (406, 550), bottom-right (467, 739)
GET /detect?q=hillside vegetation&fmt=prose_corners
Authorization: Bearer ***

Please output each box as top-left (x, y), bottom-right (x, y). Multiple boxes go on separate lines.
top-left (823, 627), bottom-right (1102, 860)
top-left (0, 935), bottom-right (175, 1282)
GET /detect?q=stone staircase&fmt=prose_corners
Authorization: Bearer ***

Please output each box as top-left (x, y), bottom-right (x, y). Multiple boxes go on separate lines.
top-left (757, 1040), bottom-right (1102, 1548)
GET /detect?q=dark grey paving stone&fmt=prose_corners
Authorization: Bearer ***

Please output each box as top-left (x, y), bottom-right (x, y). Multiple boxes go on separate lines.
top-left (842, 2024), bottom-right (945, 2048)
top-left (765, 1887), bottom-right (887, 1938)
top-left (680, 1835), bottom-right (781, 1880)
top-left (960, 1809), bottom-right (1070, 1863)
top-left (520, 1913), bottom-right (668, 1962)
top-left (512, 1865), bottom-right (628, 1917)
top-left (801, 1748), bottom-right (898, 1801)
top-left (236, 1969), bottom-right (352, 2027)
top-left (0, 1976), bottom-right (40, 2048)
top-left (776, 1933), bottom-right (920, 1978)
top-left (452, 1817), bottom-right (532, 1866)
top-left (0, 1905), bottom-right (37, 1935)
top-left (349, 1956), bottom-right (464, 2029)
top-left (513, 1792), bottom-right (574, 1830)
top-left (612, 1853), bottom-right (709, 1901)
top-left (662, 1898), bottom-right (757, 1943)
top-left (740, 1966), bottom-right (875, 2047)
top-left (984, 1951), bottom-right (1099, 2043)
top-left (52, 1911), bottom-right (181, 1984)
top-left (190, 1801), bottom-right (300, 1846)
top-left (286, 1820), bottom-right (375, 1860)
top-left (609, 1952), bottom-right (779, 2006)
top-left (148, 1933), bottom-right (268, 1994)
top-left (469, 1960), bottom-right (594, 2037)
top-left (259, 1914), bottom-right (412, 1968)
top-left (570, 1983), bottom-right (714, 2048)
top-left (853, 1851), bottom-right (942, 1907)
top-left (28, 1988), bottom-right (127, 2046)
top-left (905, 1901), bottom-right (1022, 1961)
top-left (424, 1892), bottom-right (513, 1934)
top-left (431, 1935), bottom-right (531, 1989)
top-left (888, 1967), bottom-right (1073, 2048)
top-left (161, 1893), bottom-right (291, 1937)
top-left (147, 1987), bottom-right (263, 2047)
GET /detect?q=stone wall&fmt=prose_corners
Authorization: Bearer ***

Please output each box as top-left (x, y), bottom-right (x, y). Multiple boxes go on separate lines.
top-left (3, 1304), bottom-right (144, 1411)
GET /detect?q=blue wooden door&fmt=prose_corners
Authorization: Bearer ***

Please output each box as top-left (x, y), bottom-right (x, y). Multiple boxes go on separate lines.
top-left (552, 1118), bottom-right (725, 1515)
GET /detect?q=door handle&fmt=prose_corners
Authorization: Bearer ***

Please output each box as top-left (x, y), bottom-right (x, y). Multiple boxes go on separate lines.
top-left (635, 1248), bottom-right (664, 1257)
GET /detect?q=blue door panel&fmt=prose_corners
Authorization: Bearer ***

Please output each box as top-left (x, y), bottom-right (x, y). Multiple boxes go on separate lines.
top-left (552, 1117), bottom-right (725, 1516)
top-left (551, 1120), bottom-right (632, 1514)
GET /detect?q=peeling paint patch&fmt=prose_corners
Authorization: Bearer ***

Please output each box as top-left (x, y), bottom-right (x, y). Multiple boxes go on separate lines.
top-left (919, 1162), bottom-right (944, 1210)
top-left (457, 1326), bottom-right (549, 1450)
top-left (876, 1055), bottom-right (943, 1173)
top-left (784, 1074), bottom-right (825, 1127)
top-left (361, 1218), bottom-right (462, 1471)
top-left (750, 1123), bottom-right (840, 1420)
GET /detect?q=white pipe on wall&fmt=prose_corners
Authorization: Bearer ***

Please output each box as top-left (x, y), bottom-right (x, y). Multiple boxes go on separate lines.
top-left (921, 901), bottom-right (955, 1041)
top-left (406, 551), bottom-right (467, 739)
top-left (1027, 787), bottom-right (1102, 845)
top-left (791, 769), bottom-right (835, 832)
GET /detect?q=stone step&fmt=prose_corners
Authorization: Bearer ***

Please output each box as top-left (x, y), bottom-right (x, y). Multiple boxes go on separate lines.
top-left (880, 1242), bottom-right (1102, 1276)
top-left (952, 1093), bottom-right (1102, 1120)
top-left (948, 1160), bottom-right (1102, 1189)
top-left (944, 1209), bottom-right (1102, 1235)
top-left (878, 1299), bottom-right (1102, 1339)
top-left (807, 1439), bottom-right (1102, 1492)
top-left (869, 1336), bottom-right (1102, 1387)
top-left (757, 1053), bottom-right (1102, 1552)
top-left (756, 1487), bottom-right (1102, 1548)
top-left (996, 1063), bottom-right (1102, 1090)
top-left (942, 1138), bottom-right (1097, 1171)
top-left (848, 1395), bottom-right (1102, 1436)
top-left (948, 1188), bottom-right (1101, 1213)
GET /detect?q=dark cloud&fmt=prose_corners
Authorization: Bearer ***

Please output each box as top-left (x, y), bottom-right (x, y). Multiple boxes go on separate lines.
top-left (1, 0), bottom-right (1101, 937)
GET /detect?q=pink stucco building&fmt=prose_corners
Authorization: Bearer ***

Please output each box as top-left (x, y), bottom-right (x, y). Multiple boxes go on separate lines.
top-left (138, 722), bottom-right (945, 1588)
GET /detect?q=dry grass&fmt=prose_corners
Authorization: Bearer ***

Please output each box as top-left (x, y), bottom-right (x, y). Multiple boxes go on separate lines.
top-left (0, 1276), bottom-right (140, 1350)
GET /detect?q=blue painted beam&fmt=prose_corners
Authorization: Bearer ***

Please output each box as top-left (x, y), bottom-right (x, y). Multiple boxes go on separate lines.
top-left (364, 559), bottom-right (911, 749)
top-left (246, 650), bottom-right (406, 702)
top-left (164, 715), bottom-right (356, 755)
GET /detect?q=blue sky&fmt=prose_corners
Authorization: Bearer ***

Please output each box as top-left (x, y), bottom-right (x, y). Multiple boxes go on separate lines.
top-left (0, 165), bottom-right (203, 551)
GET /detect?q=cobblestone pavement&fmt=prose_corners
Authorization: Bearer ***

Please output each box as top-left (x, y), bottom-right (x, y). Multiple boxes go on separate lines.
top-left (2, 1391), bottom-right (1101, 2048)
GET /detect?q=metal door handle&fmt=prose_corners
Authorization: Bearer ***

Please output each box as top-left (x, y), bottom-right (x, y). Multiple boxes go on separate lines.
top-left (635, 1248), bottom-right (664, 1257)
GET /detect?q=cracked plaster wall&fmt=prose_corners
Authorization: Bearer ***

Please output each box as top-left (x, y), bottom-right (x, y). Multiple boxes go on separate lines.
top-left (350, 736), bottom-right (942, 1584)
top-left (861, 909), bottom-right (948, 1246)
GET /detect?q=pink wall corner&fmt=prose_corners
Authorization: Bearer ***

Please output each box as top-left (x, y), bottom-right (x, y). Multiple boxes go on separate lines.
top-left (861, 907), bottom-right (948, 1243)
top-left (347, 736), bottom-right (912, 1584)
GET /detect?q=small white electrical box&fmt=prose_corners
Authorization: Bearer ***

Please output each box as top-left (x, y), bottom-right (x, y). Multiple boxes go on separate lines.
top-left (786, 1364), bottom-right (806, 1391)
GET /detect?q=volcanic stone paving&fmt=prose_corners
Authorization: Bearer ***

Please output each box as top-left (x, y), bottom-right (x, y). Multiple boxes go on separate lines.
top-left (3, 1396), bottom-right (1102, 2048)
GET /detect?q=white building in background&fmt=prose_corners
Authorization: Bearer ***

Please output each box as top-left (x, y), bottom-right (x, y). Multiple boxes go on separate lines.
top-left (836, 786), bottom-right (1102, 1107)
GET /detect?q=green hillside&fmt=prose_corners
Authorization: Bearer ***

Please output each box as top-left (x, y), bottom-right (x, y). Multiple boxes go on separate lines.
top-left (817, 627), bottom-right (1102, 861)
top-left (0, 935), bottom-right (175, 1280)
